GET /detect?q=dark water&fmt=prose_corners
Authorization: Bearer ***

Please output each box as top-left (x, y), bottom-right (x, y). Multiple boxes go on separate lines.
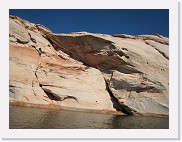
top-left (9, 105), bottom-right (169, 129)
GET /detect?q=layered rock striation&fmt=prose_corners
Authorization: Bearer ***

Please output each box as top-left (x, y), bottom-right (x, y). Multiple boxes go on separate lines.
top-left (9, 16), bottom-right (169, 116)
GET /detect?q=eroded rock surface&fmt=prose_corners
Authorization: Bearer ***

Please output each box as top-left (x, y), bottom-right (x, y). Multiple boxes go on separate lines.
top-left (9, 16), bottom-right (116, 112)
top-left (9, 16), bottom-right (169, 116)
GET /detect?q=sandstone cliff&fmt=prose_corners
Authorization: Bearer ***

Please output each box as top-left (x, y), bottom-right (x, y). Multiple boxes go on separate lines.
top-left (9, 16), bottom-right (169, 116)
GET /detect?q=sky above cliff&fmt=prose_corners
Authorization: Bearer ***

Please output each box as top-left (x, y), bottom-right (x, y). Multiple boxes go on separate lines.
top-left (9, 9), bottom-right (169, 37)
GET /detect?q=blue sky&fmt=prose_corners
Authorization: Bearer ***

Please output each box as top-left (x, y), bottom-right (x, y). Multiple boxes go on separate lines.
top-left (9, 9), bottom-right (169, 37)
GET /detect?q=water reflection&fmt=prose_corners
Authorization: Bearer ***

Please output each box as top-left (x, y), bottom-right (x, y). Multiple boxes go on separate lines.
top-left (9, 105), bottom-right (169, 129)
top-left (109, 115), bottom-right (169, 129)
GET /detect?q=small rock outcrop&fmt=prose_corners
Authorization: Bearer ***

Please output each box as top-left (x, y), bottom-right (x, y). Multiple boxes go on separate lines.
top-left (9, 16), bottom-right (169, 116)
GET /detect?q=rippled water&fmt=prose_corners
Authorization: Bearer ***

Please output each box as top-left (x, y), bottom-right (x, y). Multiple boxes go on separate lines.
top-left (9, 105), bottom-right (169, 129)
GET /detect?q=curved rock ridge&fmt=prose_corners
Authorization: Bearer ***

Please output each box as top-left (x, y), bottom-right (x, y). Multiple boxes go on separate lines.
top-left (9, 16), bottom-right (169, 116)
top-left (112, 34), bottom-right (136, 39)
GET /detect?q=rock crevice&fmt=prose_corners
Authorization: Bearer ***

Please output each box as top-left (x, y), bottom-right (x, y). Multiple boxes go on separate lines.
top-left (104, 77), bottom-right (134, 115)
top-left (41, 88), bottom-right (79, 103)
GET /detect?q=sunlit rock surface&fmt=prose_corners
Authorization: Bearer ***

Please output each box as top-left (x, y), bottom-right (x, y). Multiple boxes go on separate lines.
top-left (9, 16), bottom-right (169, 116)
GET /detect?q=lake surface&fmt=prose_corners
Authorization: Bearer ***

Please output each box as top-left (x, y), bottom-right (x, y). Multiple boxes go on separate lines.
top-left (9, 105), bottom-right (169, 129)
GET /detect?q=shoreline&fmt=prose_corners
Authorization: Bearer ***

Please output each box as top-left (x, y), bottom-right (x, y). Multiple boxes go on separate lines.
top-left (9, 101), bottom-right (169, 118)
top-left (9, 101), bottom-right (125, 116)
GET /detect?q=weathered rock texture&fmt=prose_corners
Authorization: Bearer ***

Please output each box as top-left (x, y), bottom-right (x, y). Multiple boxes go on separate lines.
top-left (9, 16), bottom-right (169, 116)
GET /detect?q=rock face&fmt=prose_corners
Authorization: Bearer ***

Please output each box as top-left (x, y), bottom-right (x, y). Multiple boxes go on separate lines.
top-left (9, 16), bottom-right (169, 116)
